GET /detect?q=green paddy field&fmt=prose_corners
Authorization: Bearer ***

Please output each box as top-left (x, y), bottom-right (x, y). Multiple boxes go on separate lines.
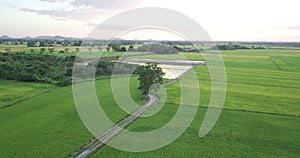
top-left (0, 49), bottom-right (299, 157)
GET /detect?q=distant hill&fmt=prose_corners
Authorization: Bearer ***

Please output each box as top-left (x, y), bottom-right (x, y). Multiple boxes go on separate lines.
top-left (0, 35), bottom-right (11, 39)
top-left (0, 35), bottom-right (83, 40)
top-left (23, 36), bottom-right (32, 40)
top-left (33, 36), bottom-right (82, 40)
top-left (34, 36), bottom-right (54, 40)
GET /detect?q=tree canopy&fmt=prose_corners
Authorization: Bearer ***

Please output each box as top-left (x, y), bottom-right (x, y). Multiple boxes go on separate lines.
top-left (136, 63), bottom-right (165, 96)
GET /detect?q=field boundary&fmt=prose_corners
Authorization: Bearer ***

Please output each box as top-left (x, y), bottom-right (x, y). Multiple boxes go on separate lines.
top-left (0, 76), bottom-right (117, 110)
top-left (164, 102), bottom-right (300, 118)
top-left (0, 86), bottom-right (59, 110)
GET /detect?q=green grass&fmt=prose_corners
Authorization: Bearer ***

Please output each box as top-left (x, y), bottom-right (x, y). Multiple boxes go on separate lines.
top-left (94, 105), bottom-right (300, 157)
top-left (225, 68), bottom-right (300, 114)
top-left (100, 51), bottom-right (153, 58)
top-left (0, 85), bottom-right (92, 157)
top-left (221, 50), bottom-right (300, 114)
top-left (131, 52), bottom-right (205, 61)
top-left (0, 44), bottom-right (154, 59)
top-left (0, 77), bottom-right (143, 157)
top-left (1, 49), bottom-right (299, 157)
top-left (92, 49), bottom-right (300, 157)
top-left (221, 49), bottom-right (300, 72)
top-left (170, 66), bottom-right (300, 115)
top-left (148, 50), bottom-right (300, 115)
top-left (0, 80), bottom-right (53, 107)
top-left (0, 45), bottom-right (79, 53)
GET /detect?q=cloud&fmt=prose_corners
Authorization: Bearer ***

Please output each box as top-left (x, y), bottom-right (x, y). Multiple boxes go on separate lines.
top-left (39, 0), bottom-right (67, 3)
top-left (15, 0), bottom-right (143, 23)
top-left (70, 0), bottom-right (139, 9)
top-left (18, 7), bottom-right (104, 22)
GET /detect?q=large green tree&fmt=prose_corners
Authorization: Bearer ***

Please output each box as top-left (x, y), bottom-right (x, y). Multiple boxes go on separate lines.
top-left (136, 63), bottom-right (165, 96)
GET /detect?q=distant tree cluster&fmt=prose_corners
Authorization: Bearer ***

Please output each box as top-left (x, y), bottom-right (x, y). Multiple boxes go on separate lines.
top-left (80, 61), bottom-right (137, 77)
top-left (134, 43), bottom-right (178, 54)
top-left (25, 40), bottom-right (83, 47)
top-left (0, 52), bottom-right (139, 86)
top-left (210, 44), bottom-right (265, 50)
top-left (106, 43), bottom-right (127, 52)
top-left (0, 52), bottom-right (75, 86)
top-left (1, 38), bottom-right (300, 49)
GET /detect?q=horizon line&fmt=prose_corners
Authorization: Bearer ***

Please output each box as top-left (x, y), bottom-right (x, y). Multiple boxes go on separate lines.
top-left (1, 35), bottom-right (300, 43)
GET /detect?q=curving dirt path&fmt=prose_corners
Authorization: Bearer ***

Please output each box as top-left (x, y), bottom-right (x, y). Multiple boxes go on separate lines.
top-left (72, 61), bottom-right (205, 158)
top-left (74, 94), bottom-right (159, 158)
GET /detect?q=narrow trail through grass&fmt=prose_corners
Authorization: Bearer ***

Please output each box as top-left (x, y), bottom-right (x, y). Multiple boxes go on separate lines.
top-left (92, 49), bottom-right (300, 157)
top-left (1, 49), bottom-right (299, 157)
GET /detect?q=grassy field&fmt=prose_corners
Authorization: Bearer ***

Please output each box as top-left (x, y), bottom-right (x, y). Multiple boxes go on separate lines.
top-left (91, 49), bottom-right (300, 157)
top-left (222, 49), bottom-right (300, 72)
top-left (0, 49), bottom-right (299, 157)
top-left (131, 52), bottom-right (205, 60)
top-left (132, 49), bottom-right (300, 115)
top-left (220, 49), bottom-right (300, 115)
top-left (0, 80), bottom-right (53, 108)
top-left (0, 45), bottom-right (79, 53)
top-left (111, 51), bottom-right (153, 57)
top-left (0, 44), bottom-right (152, 58)
top-left (0, 77), bottom-right (143, 157)
top-left (94, 105), bottom-right (300, 157)
top-left (163, 66), bottom-right (300, 115)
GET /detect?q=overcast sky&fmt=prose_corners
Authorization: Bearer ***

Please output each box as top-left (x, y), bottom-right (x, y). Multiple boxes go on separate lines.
top-left (0, 0), bottom-right (299, 41)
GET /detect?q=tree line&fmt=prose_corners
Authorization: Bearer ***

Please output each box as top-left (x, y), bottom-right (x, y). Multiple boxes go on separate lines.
top-left (0, 52), bottom-right (136, 86)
